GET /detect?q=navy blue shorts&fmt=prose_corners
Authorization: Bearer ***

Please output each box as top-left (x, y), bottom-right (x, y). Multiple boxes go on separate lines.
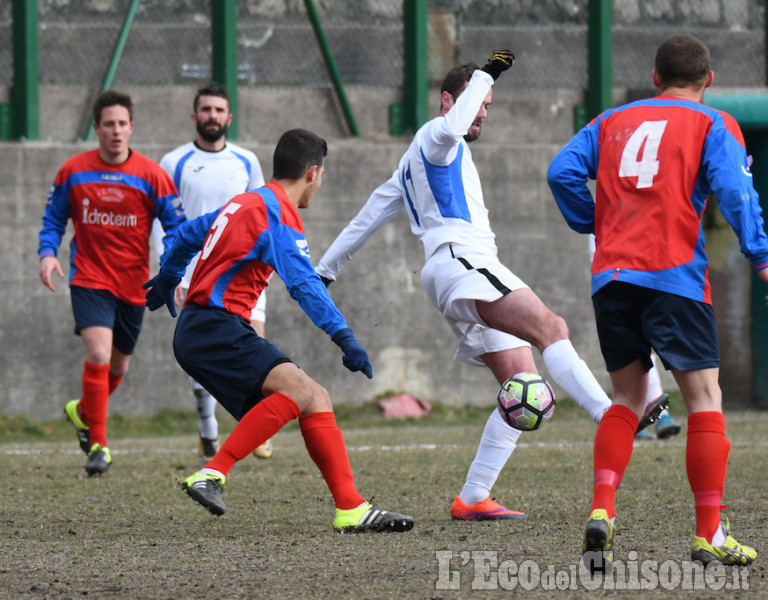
top-left (70, 286), bottom-right (145, 355)
top-left (173, 304), bottom-right (291, 421)
top-left (592, 282), bottom-right (719, 372)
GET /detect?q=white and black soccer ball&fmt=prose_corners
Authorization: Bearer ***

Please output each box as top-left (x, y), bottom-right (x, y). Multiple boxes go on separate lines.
top-left (497, 372), bottom-right (556, 431)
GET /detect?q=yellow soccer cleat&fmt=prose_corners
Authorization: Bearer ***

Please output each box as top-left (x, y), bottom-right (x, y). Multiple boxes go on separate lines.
top-left (582, 508), bottom-right (615, 574)
top-left (334, 501), bottom-right (414, 534)
top-left (691, 521), bottom-right (757, 566)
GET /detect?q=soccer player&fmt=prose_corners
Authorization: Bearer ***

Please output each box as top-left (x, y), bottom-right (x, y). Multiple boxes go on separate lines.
top-left (152, 84), bottom-right (273, 462)
top-left (38, 89), bottom-right (185, 476)
top-left (143, 129), bottom-right (414, 533)
top-left (548, 33), bottom-right (768, 570)
top-left (316, 51), bottom-right (666, 521)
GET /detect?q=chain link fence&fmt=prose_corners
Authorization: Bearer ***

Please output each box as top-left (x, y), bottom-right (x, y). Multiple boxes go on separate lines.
top-left (0, 1), bottom-right (765, 90)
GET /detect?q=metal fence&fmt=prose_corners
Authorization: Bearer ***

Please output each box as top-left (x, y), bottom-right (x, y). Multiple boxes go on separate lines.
top-left (0, 0), bottom-right (765, 90)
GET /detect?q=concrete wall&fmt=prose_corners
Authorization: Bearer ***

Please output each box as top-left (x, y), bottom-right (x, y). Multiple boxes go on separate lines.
top-left (1, 85), bottom-right (755, 421)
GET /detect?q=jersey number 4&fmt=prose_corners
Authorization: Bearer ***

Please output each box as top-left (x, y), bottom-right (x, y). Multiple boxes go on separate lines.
top-left (202, 202), bottom-right (241, 260)
top-left (618, 120), bottom-right (668, 189)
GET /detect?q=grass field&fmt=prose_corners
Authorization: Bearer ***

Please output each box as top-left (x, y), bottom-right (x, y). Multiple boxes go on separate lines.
top-left (1, 398), bottom-right (767, 599)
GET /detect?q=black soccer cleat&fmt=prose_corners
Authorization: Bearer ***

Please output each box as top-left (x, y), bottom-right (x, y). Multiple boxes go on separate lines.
top-left (64, 399), bottom-right (91, 455)
top-left (334, 502), bottom-right (415, 533)
top-left (85, 444), bottom-right (111, 476)
top-left (182, 472), bottom-right (226, 516)
top-left (636, 393), bottom-right (669, 434)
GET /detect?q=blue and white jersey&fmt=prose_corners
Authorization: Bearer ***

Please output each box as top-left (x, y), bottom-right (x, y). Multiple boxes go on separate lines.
top-left (153, 140), bottom-right (265, 287)
top-left (317, 69), bottom-right (496, 280)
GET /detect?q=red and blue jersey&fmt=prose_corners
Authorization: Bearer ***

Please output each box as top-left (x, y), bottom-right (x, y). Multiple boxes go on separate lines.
top-left (38, 149), bottom-right (184, 305)
top-left (548, 95), bottom-right (768, 303)
top-left (161, 181), bottom-right (348, 337)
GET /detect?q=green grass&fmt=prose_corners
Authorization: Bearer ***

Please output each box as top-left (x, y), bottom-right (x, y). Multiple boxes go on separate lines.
top-left (0, 391), bottom-right (687, 443)
top-left (1, 396), bottom-right (764, 599)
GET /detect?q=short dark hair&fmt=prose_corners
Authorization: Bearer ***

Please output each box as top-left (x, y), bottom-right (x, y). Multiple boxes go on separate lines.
top-left (654, 34), bottom-right (710, 88)
top-left (193, 83), bottom-right (230, 112)
top-left (272, 129), bottom-right (328, 180)
top-left (93, 90), bottom-right (133, 124)
top-left (441, 62), bottom-right (480, 101)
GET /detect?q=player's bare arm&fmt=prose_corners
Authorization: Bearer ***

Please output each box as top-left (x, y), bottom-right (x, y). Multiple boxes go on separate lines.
top-left (38, 255), bottom-right (64, 292)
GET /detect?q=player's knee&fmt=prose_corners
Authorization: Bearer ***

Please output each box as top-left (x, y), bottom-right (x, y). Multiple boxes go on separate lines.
top-left (532, 310), bottom-right (569, 349)
top-left (304, 383), bottom-right (333, 413)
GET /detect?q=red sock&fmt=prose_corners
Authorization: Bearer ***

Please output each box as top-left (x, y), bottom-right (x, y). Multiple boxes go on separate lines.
top-left (206, 392), bottom-right (300, 476)
top-left (81, 361), bottom-right (110, 447)
top-left (300, 412), bottom-right (365, 510)
top-left (108, 372), bottom-right (123, 395)
top-left (77, 372), bottom-right (120, 423)
top-left (687, 411), bottom-right (729, 542)
top-left (590, 404), bottom-right (637, 519)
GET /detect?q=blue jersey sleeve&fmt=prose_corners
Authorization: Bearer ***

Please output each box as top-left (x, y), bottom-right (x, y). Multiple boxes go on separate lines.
top-left (703, 120), bottom-right (768, 270)
top-left (38, 182), bottom-right (71, 258)
top-left (155, 191), bottom-right (187, 258)
top-left (258, 225), bottom-right (348, 337)
top-left (547, 120), bottom-right (600, 234)
top-left (160, 208), bottom-right (221, 280)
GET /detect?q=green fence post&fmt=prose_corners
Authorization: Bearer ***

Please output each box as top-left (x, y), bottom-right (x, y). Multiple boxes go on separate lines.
top-left (401, 0), bottom-right (428, 135)
top-left (304, 0), bottom-right (360, 137)
top-left (750, 133), bottom-right (768, 407)
top-left (574, 0), bottom-right (612, 131)
top-left (3, 0), bottom-right (39, 140)
top-left (83, 0), bottom-right (140, 141)
top-left (211, 0), bottom-right (239, 140)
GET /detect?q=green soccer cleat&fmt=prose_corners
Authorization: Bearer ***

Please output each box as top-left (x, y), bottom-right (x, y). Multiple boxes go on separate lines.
top-left (582, 509), bottom-right (614, 574)
top-left (182, 472), bottom-right (226, 516)
top-left (85, 444), bottom-right (111, 476)
top-left (64, 399), bottom-right (91, 455)
top-left (334, 502), bottom-right (414, 534)
top-left (691, 521), bottom-right (757, 566)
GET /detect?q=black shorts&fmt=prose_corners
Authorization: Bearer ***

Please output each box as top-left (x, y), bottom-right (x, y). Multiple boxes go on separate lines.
top-left (173, 304), bottom-right (291, 421)
top-left (70, 286), bottom-right (145, 355)
top-left (592, 282), bottom-right (719, 373)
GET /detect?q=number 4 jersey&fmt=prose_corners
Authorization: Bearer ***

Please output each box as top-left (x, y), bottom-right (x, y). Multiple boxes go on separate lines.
top-left (548, 95), bottom-right (768, 304)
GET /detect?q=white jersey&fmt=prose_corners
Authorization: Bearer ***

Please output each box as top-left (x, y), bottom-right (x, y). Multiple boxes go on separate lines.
top-left (317, 69), bottom-right (497, 280)
top-left (153, 140), bottom-right (265, 287)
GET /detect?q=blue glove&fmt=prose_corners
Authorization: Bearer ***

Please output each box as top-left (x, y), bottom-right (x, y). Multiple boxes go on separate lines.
top-left (142, 272), bottom-right (181, 317)
top-left (331, 327), bottom-right (373, 379)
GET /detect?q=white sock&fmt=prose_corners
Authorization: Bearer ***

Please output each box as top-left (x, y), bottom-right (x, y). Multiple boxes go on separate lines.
top-left (193, 387), bottom-right (218, 440)
top-left (710, 523), bottom-right (726, 546)
top-left (542, 339), bottom-right (611, 424)
top-left (200, 467), bottom-right (225, 479)
top-left (459, 409), bottom-right (522, 505)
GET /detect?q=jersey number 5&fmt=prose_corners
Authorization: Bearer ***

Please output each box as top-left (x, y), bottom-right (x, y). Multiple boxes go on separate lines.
top-left (202, 202), bottom-right (241, 260)
top-left (618, 120), bottom-right (668, 189)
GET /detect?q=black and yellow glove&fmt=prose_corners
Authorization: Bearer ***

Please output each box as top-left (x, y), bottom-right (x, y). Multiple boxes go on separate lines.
top-left (481, 50), bottom-right (515, 81)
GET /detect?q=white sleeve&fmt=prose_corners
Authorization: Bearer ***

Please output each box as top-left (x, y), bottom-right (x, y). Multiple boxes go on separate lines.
top-left (316, 171), bottom-right (405, 281)
top-left (424, 69), bottom-right (494, 164)
top-left (151, 218), bottom-right (166, 267)
top-left (153, 151), bottom-right (176, 264)
top-left (248, 154), bottom-right (265, 190)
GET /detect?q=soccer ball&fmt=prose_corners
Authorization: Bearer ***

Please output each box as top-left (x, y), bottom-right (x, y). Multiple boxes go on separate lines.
top-left (497, 372), bottom-right (556, 431)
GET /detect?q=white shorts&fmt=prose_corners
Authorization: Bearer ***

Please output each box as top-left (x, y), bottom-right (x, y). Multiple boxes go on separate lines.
top-left (421, 243), bottom-right (531, 366)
